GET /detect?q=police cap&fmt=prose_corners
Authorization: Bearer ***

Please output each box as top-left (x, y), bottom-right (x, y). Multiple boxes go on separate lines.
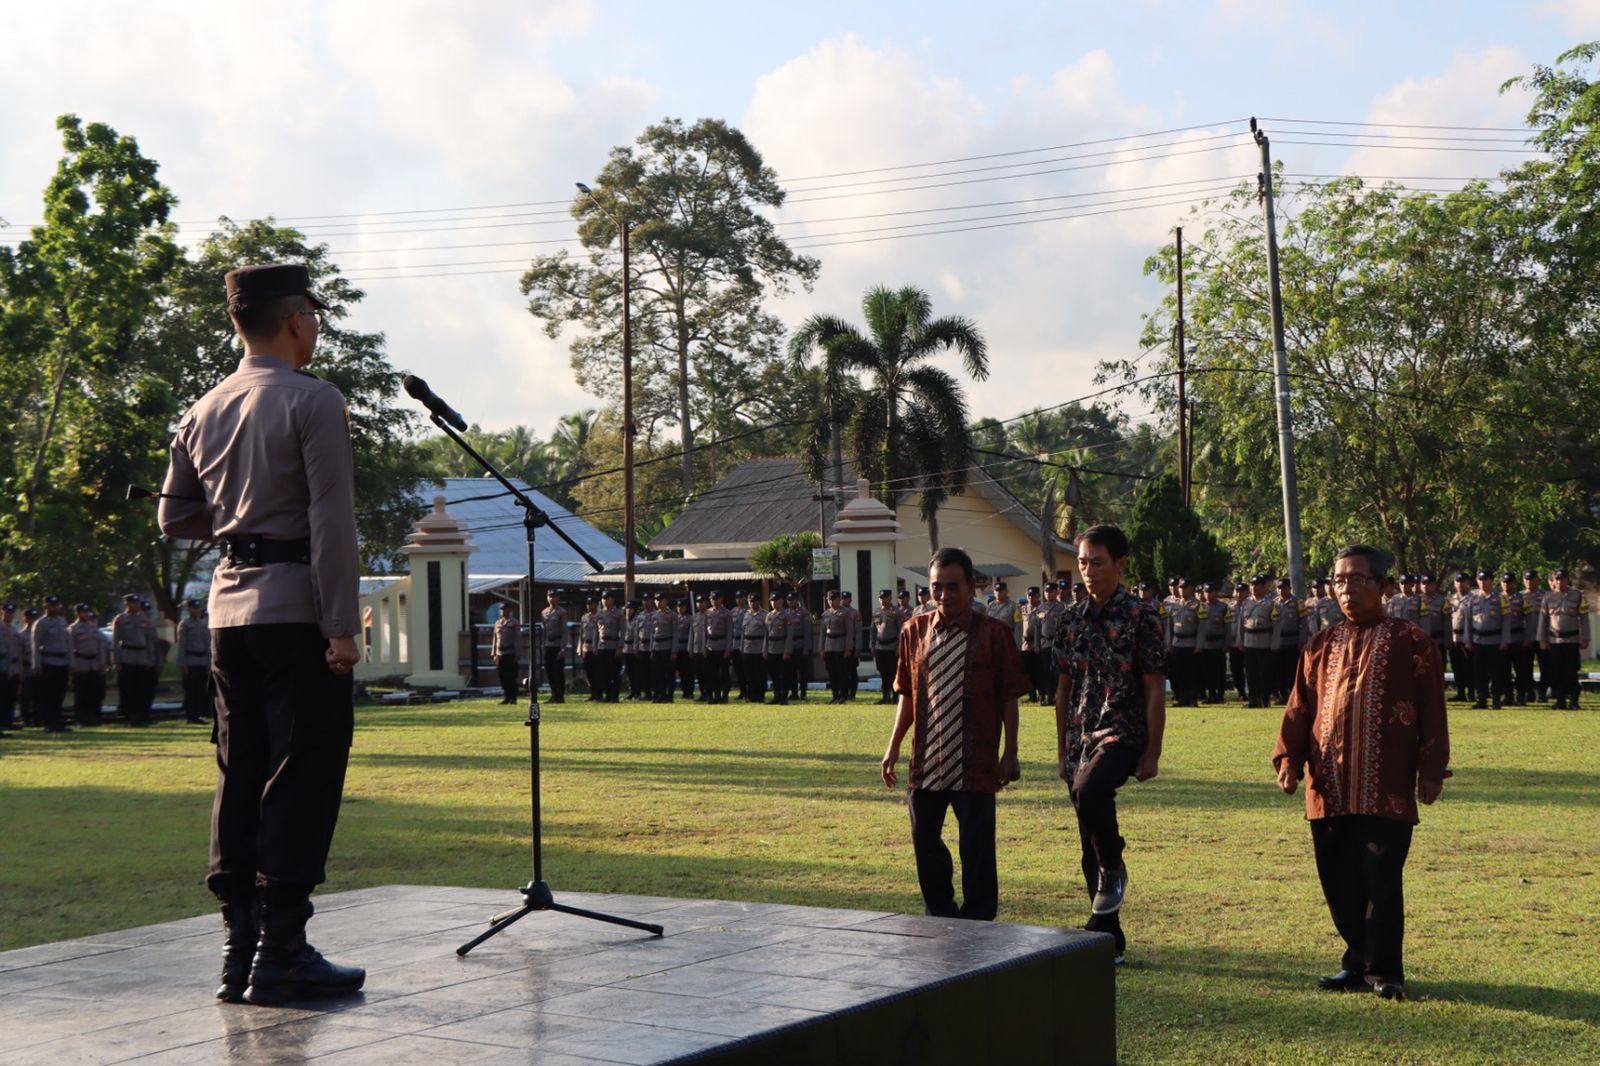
top-left (225, 263), bottom-right (329, 313)
top-left (24, 607), bottom-right (39, 619)
top-left (785, 591), bottom-right (799, 601)
top-left (1277, 577), bottom-right (1292, 588)
top-left (602, 588), bottom-right (618, 599)
top-left (1523, 569), bottom-right (1538, 579)
top-left (75, 602), bottom-right (92, 612)
top-left (1553, 568), bottom-right (1569, 579)
top-left (1056, 579), bottom-right (1071, 590)
top-left (1500, 572), bottom-right (1516, 583)
top-left (840, 591), bottom-right (852, 599)
top-left (140, 599), bottom-right (152, 610)
top-left (584, 597), bottom-right (596, 604)
top-left (1177, 577), bottom-right (1192, 587)
top-left (43, 594), bottom-right (60, 605)
top-left (897, 589), bottom-right (910, 599)
top-left (709, 589), bottom-right (723, 600)
top-left (1026, 586), bottom-right (1040, 594)
top-left (1455, 572), bottom-right (1470, 581)
top-left (994, 581), bottom-right (1007, 591)
top-left (1233, 582), bottom-right (1248, 591)
top-left (1072, 582), bottom-right (1086, 592)
top-left (879, 589), bottom-right (892, 598)
top-left (186, 598), bottom-right (204, 608)
top-left (1252, 574), bottom-right (1269, 584)
top-left (1, 603), bottom-right (14, 612)
top-left (1420, 574), bottom-right (1436, 583)
top-left (652, 589), bottom-right (667, 599)
top-left (674, 599), bottom-right (687, 608)
top-left (1476, 570), bottom-right (1492, 579)
top-left (124, 593), bottom-right (139, 603)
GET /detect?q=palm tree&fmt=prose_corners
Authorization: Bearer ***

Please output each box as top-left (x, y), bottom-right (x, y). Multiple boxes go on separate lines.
top-left (789, 286), bottom-right (988, 547)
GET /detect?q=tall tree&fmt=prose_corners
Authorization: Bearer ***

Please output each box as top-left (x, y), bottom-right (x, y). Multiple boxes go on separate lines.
top-left (522, 117), bottom-right (820, 493)
top-left (1125, 472), bottom-right (1231, 588)
top-left (789, 286), bottom-right (988, 544)
top-left (0, 114), bottom-right (180, 605)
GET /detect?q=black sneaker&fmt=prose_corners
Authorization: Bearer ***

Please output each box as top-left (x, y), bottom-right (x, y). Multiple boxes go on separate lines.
top-left (1091, 866), bottom-right (1127, 915)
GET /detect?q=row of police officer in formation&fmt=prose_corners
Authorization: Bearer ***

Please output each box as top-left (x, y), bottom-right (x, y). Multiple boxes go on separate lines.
top-left (1113, 567), bottom-right (1587, 710)
top-left (487, 585), bottom-right (955, 706)
top-left (1, 595), bottom-right (217, 735)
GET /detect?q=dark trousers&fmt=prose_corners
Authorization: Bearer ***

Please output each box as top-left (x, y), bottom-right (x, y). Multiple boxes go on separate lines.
top-left (581, 652), bottom-right (598, 699)
top-left (1071, 741), bottom-right (1140, 954)
top-left (117, 665), bottom-right (151, 725)
top-left (596, 648), bottom-right (620, 702)
top-left (1277, 645), bottom-right (1301, 699)
top-left (1449, 643), bottom-right (1471, 699)
top-left (766, 654), bottom-right (790, 704)
top-left (1230, 649), bottom-right (1247, 701)
top-left (824, 650), bottom-right (844, 700)
top-left (544, 648), bottom-right (566, 702)
top-left (702, 649), bottom-right (730, 702)
top-left (651, 650), bottom-right (675, 701)
top-left (208, 624), bottom-right (353, 904)
top-left (795, 650), bottom-right (811, 699)
top-left (875, 649), bottom-right (898, 702)
top-left (181, 666), bottom-right (209, 722)
top-left (20, 674), bottom-right (38, 725)
top-left (1020, 649), bottom-right (1038, 700)
top-left (1469, 644), bottom-right (1502, 705)
top-left (1196, 649), bottom-right (1225, 701)
top-left (495, 654), bottom-right (519, 703)
top-left (908, 788), bottom-right (997, 921)
top-left (0, 674), bottom-right (17, 728)
top-left (73, 670), bottom-right (105, 724)
top-left (1168, 646), bottom-right (1194, 705)
top-left (1534, 644), bottom-right (1551, 700)
top-left (38, 665), bottom-right (69, 732)
top-left (678, 652), bottom-right (696, 699)
top-left (1549, 644), bottom-right (1582, 706)
top-left (742, 652), bottom-right (766, 701)
top-left (1245, 647), bottom-right (1275, 706)
top-left (627, 652), bottom-right (648, 698)
top-left (1510, 643), bottom-right (1535, 703)
top-left (1311, 815), bottom-right (1413, 983)
top-left (844, 654), bottom-right (859, 699)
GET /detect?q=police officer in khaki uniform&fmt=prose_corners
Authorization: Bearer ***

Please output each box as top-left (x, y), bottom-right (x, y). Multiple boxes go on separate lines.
top-left (1385, 575), bottom-right (1420, 624)
top-left (1463, 570), bottom-right (1509, 709)
top-left (821, 590), bottom-right (848, 702)
top-left (1536, 569), bottom-right (1589, 709)
top-left (646, 591), bottom-right (675, 703)
top-left (702, 591), bottom-right (734, 704)
top-left (673, 598), bottom-right (695, 700)
top-left (740, 593), bottom-right (768, 701)
top-left (840, 590), bottom-right (862, 701)
top-left (32, 595), bottom-right (72, 733)
top-left (1241, 575), bottom-right (1278, 708)
top-left (1449, 572), bottom-right (1474, 702)
top-left (1270, 577), bottom-right (1304, 702)
top-left (1167, 579), bottom-right (1201, 707)
top-left (492, 605), bottom-right (521, 704)
top-left (595, 591), bottom-right (625, 703)
top-left (577, 598), bottom-right (600, 700)
top-left (541, 589), bottom-right (571, 703)
top-left (763, 591), bottom-right (794, 705)
top-left (873, 589), bottom-right (908, 704)
top-left (1417, 575), bottom-right (1450, 677)
top-left (1517, 571), bottom-right (1544, 704)
top-left (624, 599), bottom-right (648, 699)
top-left (159, 263), bottom-right (363, 1005)
top-left (176, 599), bottom-right (213, 724)
top-left (1498, 572), bottom-right (1527, 705)
top-left (112, 594), bottom-right (151, 726)
top-left (0, 603), bottom-right (22, 732)
top-left (1196, 583), bottom-right (1232, 704)
top-left (67, 605), bottom-right (109, 727)
top-left (1228, 582), bottom-right (1250, 703)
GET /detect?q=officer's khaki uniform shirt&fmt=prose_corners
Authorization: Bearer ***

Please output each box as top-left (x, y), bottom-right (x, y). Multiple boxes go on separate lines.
top-left (705, 607), bottom-right (733, 653)
top-left (491, 616), bottom-right (520, 658)
top-left (1241, 596), bottom-right (1276, 650)
top-left (1535, 589), bottom-right (1589, 645)
top-left (31, 614), bottom-right (70, 670)
top-left (1417, 591), bottom-right (1449, 644)
top-left (1465, 590), bottom-right (1510, 646)
top-left (1271, 594), bottom-right (1303, 652)
top-left (821, 607), bottom-right (849, 652)
top-left (159, 353), bottom-right (359, 637)
top-left (1, 622), bottom-right (24, 677)
top-left (176, 616), bottom-right (212, 668)
top-left (577, 611), bottom-right (600, 655)
top-left (541, 605), bottom-right (570, 652)
top-left (596, 607), bottom-right (624, 651)
top-left (1168, 598), bottom-right (1201, 649)
top-left (875, 605), bottom-right (907, 652)
top-left (1197, 598), bottom-right (1231, 651)
top-left (740, 608), bottom-right (768, 654)
top-left (112, 611), bottom-right (149, 668)
top-left (1501, 591), bottom-right (1526, 643)
top-left (1386, 593), bottom-right (1419, 624)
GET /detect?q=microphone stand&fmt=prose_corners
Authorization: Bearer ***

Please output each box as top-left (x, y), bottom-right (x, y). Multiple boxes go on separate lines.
top-left (420, 414), bottom-right (663, 954)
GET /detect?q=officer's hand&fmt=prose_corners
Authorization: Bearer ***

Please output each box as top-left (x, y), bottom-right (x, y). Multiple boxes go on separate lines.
top-left (1276, 762), bottom-right (1299, 795)
top-left (999, 750), bottom-right (1020, 787)
top-left (1135, 747), bottom-right (1161, 782)
top-left (326, 636), bottom-right (358, 674)
top-left (1540, 640), bottom-right (1550, 651)
top-left (1418, 778), bottom-right (1443, 804)
top-left (1498, 644), bottom-right (1508, 653)
top-left (881, 747), bottom-right (900, 789)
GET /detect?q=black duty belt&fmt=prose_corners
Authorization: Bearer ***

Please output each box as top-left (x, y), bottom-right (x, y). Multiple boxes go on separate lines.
top-left (224, 535), bottom-right (311, 567)
top-left (1554, 630), bottom-right (1579, 638)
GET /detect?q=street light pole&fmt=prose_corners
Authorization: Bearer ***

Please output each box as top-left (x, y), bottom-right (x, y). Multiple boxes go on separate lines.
top-left (577, 183), bottom-right (636, 601)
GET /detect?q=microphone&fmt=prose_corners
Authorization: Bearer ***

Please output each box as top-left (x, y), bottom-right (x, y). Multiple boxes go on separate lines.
top-left (127, 484), bottom-right (205, 502)
top-left (402, 374), bottom-right (468, 431)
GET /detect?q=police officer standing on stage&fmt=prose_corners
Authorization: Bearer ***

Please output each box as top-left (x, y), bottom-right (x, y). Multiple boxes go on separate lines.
top-left (31, 595), bottom-right (72, 733)
top-left (1537, 569), bottom-right (1589, 709)
top-left (159, 263), bottom-right (364, 1005)
top-left (177, 599), bottom-right (212, 724)
top-left (492, 605), bottom-right (521, 705)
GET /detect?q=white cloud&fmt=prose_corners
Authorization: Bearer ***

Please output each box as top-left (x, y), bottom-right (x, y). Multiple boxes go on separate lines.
top-left (1539, 0), bottom-right (1600, 34)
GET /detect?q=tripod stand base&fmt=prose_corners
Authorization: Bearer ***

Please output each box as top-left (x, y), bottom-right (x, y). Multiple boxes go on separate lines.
top-left (456, 881), bottom-right (664, 956)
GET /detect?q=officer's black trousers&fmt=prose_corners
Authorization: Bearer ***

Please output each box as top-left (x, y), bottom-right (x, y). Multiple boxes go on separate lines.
top-left (0, 674), bottom-right (17, 728)
top-left (1510, 644), bottom-right (1535, 703)
top-left (181, 665), bottom-right (209, 722)
top-left (1534, 645), bottom-right (1551, 700)
top-left (1469, 644), bottom-right (1502, 705)
top-left (1277, 645), bottom-right (1301, 700)
top-left (596, 649), bottom-right (619, 701)
top-left (581, 652), bottom-right (598, 699)
top-left (1549, 644), bottom-right (1582, 706)
top-left (1196, 649), bottom-right (1225, 701)
top-left (742, 652), bottom-right (766, 700)
top-left (875, 649), bottom-right (898, 702)
top-left (678, 652), bottom-right (696, 698)
top-left (544, 648), bottom-right (566, 702)
top-left (795, 651), bottom-right (811, 699)
top-left (20, 675), bottom-right (38, 725)
top-left (844, 654), bottom-right (859, 699)
top-left (1448, 644), bottom-right (1471, 698)
top-left (1245, 648), bottom-right (1275, 706)
top-left (1168, 647), bottom-right (1194, 705)
top-left (766, 654), bottom-right (790, 704)
top-left (495, 654), bottom-right (519, 703)
top-left (627, 653), bottom-right (647, 698)
top-left (824, 650), bottom-right (844, 699)
top-left (1229, 649), bottom-right (1247, 701)
top-left (208, 624), bottom-right (353, 905)
top-left (38, 665), bottom-right (68, 732)
top-left (651, 650), bottom-right (675, 701)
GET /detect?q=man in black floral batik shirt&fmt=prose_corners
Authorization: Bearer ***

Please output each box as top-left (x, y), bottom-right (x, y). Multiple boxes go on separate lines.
top-left (1054, 524), bottom-right (1168, 964)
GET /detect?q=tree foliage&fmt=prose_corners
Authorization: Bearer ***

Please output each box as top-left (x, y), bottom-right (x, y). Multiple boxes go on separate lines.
top-left (790, 285), bottom-right (988, 535)
top-left (521, 117), bottom-right (820, 494)
top-left (750, 531), bottom-right (823, 590)
top-left (1125, 472), bottom-right (1231, 588)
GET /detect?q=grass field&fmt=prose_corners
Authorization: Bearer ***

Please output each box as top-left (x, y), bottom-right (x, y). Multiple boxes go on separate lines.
top-left (2, 693), bottom-right (1597, 1064)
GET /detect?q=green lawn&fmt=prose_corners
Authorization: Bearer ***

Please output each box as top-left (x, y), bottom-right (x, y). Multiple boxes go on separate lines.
top-left (2, 696), bottom-right (1596, 1064)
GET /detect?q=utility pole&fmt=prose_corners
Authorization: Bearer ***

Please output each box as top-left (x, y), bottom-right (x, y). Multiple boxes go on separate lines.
top-left (1249, 118), bottom-right (1307, 598)
top-left (1175, 227), bottom-right (1189, 509)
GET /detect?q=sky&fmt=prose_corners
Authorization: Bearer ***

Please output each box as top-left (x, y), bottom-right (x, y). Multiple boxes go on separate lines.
top-left (2, 0), bottom-right (1596, 439)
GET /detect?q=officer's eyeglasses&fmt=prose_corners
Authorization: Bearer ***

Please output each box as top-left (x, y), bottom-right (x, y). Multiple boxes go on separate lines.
top-left (287, 309), bottom-right (326, 327)
top-left (1331, 574), bottom-right (1376, 589)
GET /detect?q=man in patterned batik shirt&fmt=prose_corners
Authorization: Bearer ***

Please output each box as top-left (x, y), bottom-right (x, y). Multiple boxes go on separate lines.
top-left (881, 547), bottom-right (1029, 921)
top-left (1273, 544), bottom-right (1450, 1003)
top-left (1054, 524), bottom-right (1168, 964)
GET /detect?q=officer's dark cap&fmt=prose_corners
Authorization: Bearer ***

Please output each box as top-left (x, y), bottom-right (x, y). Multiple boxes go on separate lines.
top-left (1252, 574), bottom-right (1269, 584)
top-left (86, 608), bottom-right (97, 618)
top-left (602, 588), bottom-right (618, 598)
top-left (1, 603), bottom-right (14, 612)
top-left (1500, 572), bottom-right (1516, 582)
top-left (1026, 586), bottom-right (1040, 594)
top-left (709, 589), bottom-right (723, 599)
top-left (584, 597), bottom-right (595, 604)
top-left (186, 598), bottom-right (204, 608)
top-left (897, 589), bottom-right (910, 598)
top-left (24, 607), bottom-right (39, 618)
top-left (225, 263), bottom-right (328, 314)
top-left (652, 589), bottom-right (666, 598)
top-left (1523, 569), bottom-right (1538, 578)
top-left (878, 589), bottom-right (892, 597)
top-left (124, 593), bottom-right (139, 603)
top-left (75, 602), bottom-right (92, 612)
top-left (1056, 579), bottom-right (1071, 589)
top-left (1455, 571), bottom-right (1470, 581)
top-left (1178, 578), bottom-right (1192, 587)
top-left (1421, 574), bottom-right (1436, 583)
top-left (1072, 582), bottom-right (1086, 592)
top-left (1553, 568), bottom-right (1569, 578)
top-left (1233, 582), bottom-right (1248, 591)
top-left (1403, 574), bottom-right (1418, 583)
top-left (994, 581), bottom-right (1007, 591)
top-left (840, 591), bottom-right (852, 598)
top-left (1277, 577), bottom-right (1292, 587)
top-left (674, 599), bottom-right (687, 608)
top-left (785, 591), bottom-right (799, 601)
top-left (43, 594), bottom-right (59, 604)
top-left (1476, 570), bottom-right (1492, 579)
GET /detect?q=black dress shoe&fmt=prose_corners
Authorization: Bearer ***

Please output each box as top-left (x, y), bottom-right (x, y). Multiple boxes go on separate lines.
top-left (1317, 969), bottom-right (1368, 992)
top-left (1373, 980), bottom-right (1406, 1001)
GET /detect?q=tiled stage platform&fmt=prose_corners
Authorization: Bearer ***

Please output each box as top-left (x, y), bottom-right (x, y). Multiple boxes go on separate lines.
top-left (0, 886), bottom-right (1115, 1065)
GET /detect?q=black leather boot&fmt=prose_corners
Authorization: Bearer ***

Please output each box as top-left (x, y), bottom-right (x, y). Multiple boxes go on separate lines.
top-left (243, 897), bottom-right (365, 1005)
top-left (216, 899), bottom-right (260, 1002)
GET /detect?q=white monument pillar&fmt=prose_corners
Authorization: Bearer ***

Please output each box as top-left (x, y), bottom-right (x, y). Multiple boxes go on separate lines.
top-left (398, 496), bottom-right (478, 688)
top-left (829, 479), bottom-right (905, 677)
